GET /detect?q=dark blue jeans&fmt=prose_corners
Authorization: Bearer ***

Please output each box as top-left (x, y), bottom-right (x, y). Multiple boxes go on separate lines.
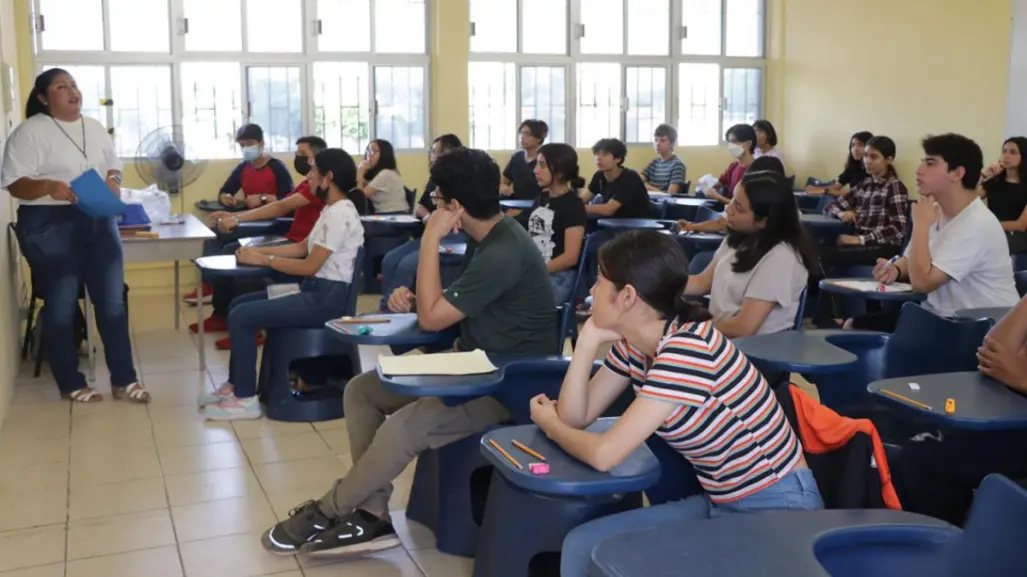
top-left (16, 205), bottom-right (137, 394)
top-left (227, 277), bottom-right (352, 398)
top-left (378, 232), bottom-right (466, 311)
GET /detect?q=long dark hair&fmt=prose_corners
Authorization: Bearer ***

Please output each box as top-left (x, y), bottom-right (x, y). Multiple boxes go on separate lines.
top-left (315, 148), bottom-right (366, 214)
top-left (865, 135), bottom-right (898, 177)
top-left (845, 131), bottom-right (874, 174)
top-left (26, 68), bottom-right (70, 118)
top-left (727, 171), bottom-right (818, 275)
top-left (752, 119), bottom-right (778, 147)
top-left (598, 231), bottom-right (712, 323)
top-left (994, 136), bottom-right (1027, 185)
top-left (538, 143), bottom-right (587, 189)
top-left (365, 139), bottom-right (399, 182)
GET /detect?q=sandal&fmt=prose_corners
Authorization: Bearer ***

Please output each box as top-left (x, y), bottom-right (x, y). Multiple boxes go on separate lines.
top-left (62, 387), bottom-right (103, 403)
top-left (111, 382), bottom-right (151, 403)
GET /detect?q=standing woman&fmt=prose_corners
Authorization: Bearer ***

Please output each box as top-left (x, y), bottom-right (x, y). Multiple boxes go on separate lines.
top-left (358, 139), bottom-right (409, 214)
top-left (2, 68), bottom-right (148, 403)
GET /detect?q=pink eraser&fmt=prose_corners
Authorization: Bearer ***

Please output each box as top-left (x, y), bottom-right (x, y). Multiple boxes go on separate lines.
top-left (529, 463), bottom-right (549, 475)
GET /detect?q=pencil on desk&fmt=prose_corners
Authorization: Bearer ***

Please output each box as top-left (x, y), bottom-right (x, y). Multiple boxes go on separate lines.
top-left (880, 388), bottom-right (932, 411)
top-left (511, 439), bottom-right (546, 462)
top-left (334, 317), bottom-right (392, 324)
top-left (489, 439), bottom-right (523, 470)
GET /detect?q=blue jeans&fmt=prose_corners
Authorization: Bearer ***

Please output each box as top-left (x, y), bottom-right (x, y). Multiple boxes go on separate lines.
top-left (551, 269), bottom-right (576, 305)
top-left (560, 468), bottom-right (824, 577)
top-left (15, 205), bottom-right (137, 394)
top-left (379, 238), bottom-right (422, 310)
top-left (227, 277), bottom-right (352, 398)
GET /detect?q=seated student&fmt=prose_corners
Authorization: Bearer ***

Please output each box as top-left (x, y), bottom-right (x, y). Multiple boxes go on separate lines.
top-left (678, 155), bottom-right (785, 234)
top-left (501, 119), bottom-right (547, 201)
top-left (641, 124), bottom-right (687, 194)
top-left (979, 295), bottom-right (1027, 393)
top-left (752, 119), bottom-right (784, 167)
top-left (378, 134), bottom-right (464, 311)
top-left (581, 138), bottom-right (650, 219)
top-left (199, 148), bottom-right (365, 420)
top-left (185, 123), bottom-right (293, 305)
top-left (979, 136), bottom-right (1027, 253)
top-left (821, 136), bottom-right (909, 264)
top-left (807, 131), bottom-right (873, 197)
top-left (528, 143), bottom-right (587, 304)
top-left (682, 170), bottom-right (815, 337)
top-left (188, 137), bottom-right (329, 337)
top-left (704, 124), bottom-right (756, 205)
top-left (358, 139), bottom-right (409, 214)
top-left (529, 231), bottom-right (822, 577)
top-left (847, 133), bottom-right (1020, 332)
top-left (260, 147), bottom-right (557, 557)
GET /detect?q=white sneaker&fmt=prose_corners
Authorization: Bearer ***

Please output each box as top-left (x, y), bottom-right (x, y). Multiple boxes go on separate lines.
top-left (198, 383), bottom-right (235, 407)
top-left (203, 395), bottom-right (262, 420)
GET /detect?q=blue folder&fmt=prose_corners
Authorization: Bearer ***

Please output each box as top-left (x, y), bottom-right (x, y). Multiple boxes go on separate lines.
top-left (70, 169), bottom-right (127, 219)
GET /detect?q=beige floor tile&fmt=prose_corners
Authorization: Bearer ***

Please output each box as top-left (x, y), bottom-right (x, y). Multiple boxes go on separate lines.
top-left (0, 462), bottom-right (69, 495)
top-left (0, 437), bottom-right (68, 468)
top-left (408, 548), bottom-right (473, 577)
top-left (316, 428), bottom-right (351, 456)
top-left (0, 488), bottom-right (68, 532)
top-left (390, 514), bottom-right (437, 551)
top-left (179, 532), bottom-right (299, 577)
top-left (67, 509), bottom-right (176, 560)
top-left (0, 562), bottom-right (66, 577)
top-left (164, 466), bottom-right (264, 507)
top-left (68, 477), bottom-right (167, 521)
top-left (0, 525), bottom-right (66, 573)
top-left (152, 419), bottom-right (237, 449)
top-left (171, 496), bottom-right (278, 543)
top-left (264, 486), bottom-right (328, 522)
top-left (300, 547), bottom-right (424, 577)
top-left (142, 354), bottom-right (209, 375)
top-left (251, 456), bottom-right (348, 493)
top-left (311, 418), bottom-right (346, 432)
top-left (241, 432), bottom-right (332, 465)
top-left (158, 440), bottom-right (247, 476)
top-left (231, 420), bottom-right (314, 441)
top-left (66, 544), bottom-right (183, 577)
top-left (1, 413), bottom-right (70, 442)
top-left (70, 448), bottom-right (162, 485)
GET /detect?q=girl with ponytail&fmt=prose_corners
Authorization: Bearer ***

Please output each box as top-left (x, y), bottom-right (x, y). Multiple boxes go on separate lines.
top-left (528, 230), bottom-right (824, 577)
top-left (527, 142), bottom-right (588, 304)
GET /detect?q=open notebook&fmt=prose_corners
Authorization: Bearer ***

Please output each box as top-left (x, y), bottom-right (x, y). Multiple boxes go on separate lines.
top-left (828, 280), bottom-right (915, 293)
top-left (378, 349), bottom-right (498, 376)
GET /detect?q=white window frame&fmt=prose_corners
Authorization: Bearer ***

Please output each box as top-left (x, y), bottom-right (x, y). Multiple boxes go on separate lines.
top-left (30, 0), bottom-right (433, 157)
top-left (469, 0), bottom-right (766, 148)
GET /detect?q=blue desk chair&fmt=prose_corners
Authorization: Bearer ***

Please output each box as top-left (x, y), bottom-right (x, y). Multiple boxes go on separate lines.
top-left (815, 303), bottom-right (991, 435)
top-left (1016, 269), bottom-right (1027, 297)
top-left (689, 250), bottom-right (715, 275)
top-left (1014, 252), bottom-right (1027, 272)
top-left (944, 474), bottom-right (1027, 576)
top-left (695, 205), bottom-right (720, 223)
top-left (405, 358), bottom-right (574, 558)
top-left (648, 199), bottom-right (667, 219)
top-left (794, 286), bottom-right (809, 330)
top-left (256, 247), bottom-right (365, 422)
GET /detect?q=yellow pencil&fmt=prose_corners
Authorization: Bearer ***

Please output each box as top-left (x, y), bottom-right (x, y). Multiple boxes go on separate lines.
top-left (489, 439), bottom-right (523, 470)
top-left (511, 439), bottom-right (546, 462)
top-left (334, 317), bottom-right (392, 324)
top-left (880, 389), bottom-right (932, 411)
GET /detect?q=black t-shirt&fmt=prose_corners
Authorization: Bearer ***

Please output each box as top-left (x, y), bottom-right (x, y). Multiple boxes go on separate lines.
top-left (503, 150), bottom-right (543, 201)
top-left (586, 168), bottom-right (650, 219)
top-left (527, 191), bottom-right (588, 267)
top-left (838, 163), bottom-right (869, 187)
top-left (418, 180), bottom-right (437, 214)
top-left (983, 178), bottom-right (1027, 222)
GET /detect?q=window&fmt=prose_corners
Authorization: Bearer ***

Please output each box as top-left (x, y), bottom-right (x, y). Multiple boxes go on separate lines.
top-left (33, 0), bottom-right (431, 158)
top-left (469, 0), bottom-right (766, 148)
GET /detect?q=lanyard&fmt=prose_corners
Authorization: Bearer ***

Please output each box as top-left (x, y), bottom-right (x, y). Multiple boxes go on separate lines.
top-left (51, 116), bottom-right (87, 160)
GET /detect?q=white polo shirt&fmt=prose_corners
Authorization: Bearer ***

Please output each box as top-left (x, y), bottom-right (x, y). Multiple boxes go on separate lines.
top-left (1, 113), bottom-right (122, 205)
top-left (904, 198), bottom-right (1019, 315)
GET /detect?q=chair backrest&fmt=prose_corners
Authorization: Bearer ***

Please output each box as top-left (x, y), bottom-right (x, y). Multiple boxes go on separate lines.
top-left (681, 181), bottom-right (692, 195)
top-left (1015, 270), bottom-right (1027, 297)
top-left (689, 250), bottom-right (716, 275)
top-left (648, 199), bottom-right (667, 219)
top-left (884, 302), bottom-right (993, 378)
top-left (349, 187), bottom-right (370, 215)
top-left (792, 286), bottom-right (808, 330)
top-left (345, 247), bottom-right (366, 316)
top-left (947, 474), bottom-right (1027, 577)
top-left (404, 187), bottom-right (417, 213)
top-left (785, 175), bottom-right (796, 190)
top-left (695, 205), bottom-right (720, 223)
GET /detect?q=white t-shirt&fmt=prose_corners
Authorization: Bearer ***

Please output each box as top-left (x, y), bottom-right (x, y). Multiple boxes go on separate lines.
top-left (1, 114), bottom-right (122, 205)
top-left (903, 198), bottom-right (1019, 315)
top-left (307, 198), bottom-right (365, 283)
top-left (367, 169), bottom-right (410, 214)
top-left (709, 240), bottom-right (809, 335)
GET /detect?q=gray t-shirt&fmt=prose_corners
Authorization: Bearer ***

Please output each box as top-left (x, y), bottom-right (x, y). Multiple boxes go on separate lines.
top-left (443, 217), bottom-right (558, 354)
top-left (368, 169), bottom-right (410, 213)
top-left (708, 240), bottom-right (809, 335)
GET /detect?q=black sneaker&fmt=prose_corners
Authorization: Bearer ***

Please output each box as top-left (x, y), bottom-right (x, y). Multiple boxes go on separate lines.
top-left (261, 500), bottom-right (333, 556)
top-left (301, 509), bottom-right (401, 557)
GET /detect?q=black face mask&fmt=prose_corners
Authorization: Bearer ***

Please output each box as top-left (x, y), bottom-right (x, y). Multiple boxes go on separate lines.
top-left (315, 183), bottom-right (330, 202)
top-left (294, 155), bottom-right (311, 175)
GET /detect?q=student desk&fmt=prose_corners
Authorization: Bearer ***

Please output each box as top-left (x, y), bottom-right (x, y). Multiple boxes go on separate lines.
top-left (500, 199), bottom-right (535, 210)
top-left (194, 199), bottom-right (247, 213)
top-left (360, 214), bottom-right (422, 232)
top-left (664, 197), bottom-right (716, 221)
top-left (192, 254), bottom-right (269, 371)
top-left (801, 213), bottom-right (847, 239)
top-left (868, 371), bottom-right (1027, 430)
top-left (324, 313), bottom-right (458, 372)
top-left (375, 353), bottom-right (534, 400)
top-left (674, 231), bottom-right (726, 253)
top-left (439, 242), bottom-right (466, 256)
top-left (596, 218), bottom-right (668, 231)
top-left (588, 509), bottom-right (954, 577)
top-left (819, 278), bottom-right (925, 303)
top-left (954, 307), bottom-right (1012, 323)
top-left (733, 329), bottom-right (878, 374)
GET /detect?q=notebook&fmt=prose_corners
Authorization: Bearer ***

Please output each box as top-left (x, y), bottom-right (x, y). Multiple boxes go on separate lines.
top-left (71, 169), bottom-right (127, 219)
top-left (378, 349), bottom-right (498, 376)
top-left (828, 280), bottom-right (915, 293)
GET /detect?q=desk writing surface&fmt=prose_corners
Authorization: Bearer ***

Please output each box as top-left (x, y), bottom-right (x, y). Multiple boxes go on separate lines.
top-left (954, 307), bottom-right (1012, 323)
top-left (734, 330), bottom-right (860, 373)
top-left (120, 214), bottom-right (214, 264)
top-left (121, 213), bottom-right (214, 243)
top-left (868, 371), bottom-right (1027, 430)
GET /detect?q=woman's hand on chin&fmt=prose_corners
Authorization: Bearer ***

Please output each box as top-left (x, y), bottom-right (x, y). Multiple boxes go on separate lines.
top-left (579, 318), bottom-right (624, 346)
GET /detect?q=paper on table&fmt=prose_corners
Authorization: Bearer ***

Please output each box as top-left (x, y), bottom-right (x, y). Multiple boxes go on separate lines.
top-left (378, 349), bottom-right (498, 376)
top-left (361, 214), bottom-right (420, 223)
top-left (829, 280), bottom-right (914, 293)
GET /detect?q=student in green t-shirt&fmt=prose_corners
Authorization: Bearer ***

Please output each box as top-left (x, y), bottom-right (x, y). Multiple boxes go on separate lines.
top-left (260, 147), bottom-right (557, 559)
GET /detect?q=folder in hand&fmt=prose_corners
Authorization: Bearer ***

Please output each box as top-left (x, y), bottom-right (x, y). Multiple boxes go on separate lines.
top-left (70, 169), bottom-right (127, 219)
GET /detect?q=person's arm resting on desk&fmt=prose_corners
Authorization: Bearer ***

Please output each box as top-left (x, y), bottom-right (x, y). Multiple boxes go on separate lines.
top-left (231, 193), bottom-right (310, 224)
top-left (978, 296), bottom-right (1027, 392)
top-left (415, 210), bottom-right (473, 332)
top-left (905, 200), bottom-right (956, 294)
top-left (219, 163), bottom-right (245, 205)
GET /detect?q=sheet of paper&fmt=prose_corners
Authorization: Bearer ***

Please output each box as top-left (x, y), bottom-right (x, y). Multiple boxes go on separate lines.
top-left (378, 349), bottom-right (499, 376)
top-left (71, 169), bottom-right (128, 219)
top-left (361, 214), bottom-right (420, 223)
top-left (267, 283), bottom-right (301, 300)
top-left (829, 280), bottom-right (914, 293)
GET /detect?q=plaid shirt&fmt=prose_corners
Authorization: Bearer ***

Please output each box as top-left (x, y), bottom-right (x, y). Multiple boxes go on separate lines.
top-left (824, 173), bottom-right (909, 247)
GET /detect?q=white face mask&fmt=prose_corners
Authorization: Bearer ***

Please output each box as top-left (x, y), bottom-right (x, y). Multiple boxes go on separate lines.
top-left (727, 143), bottom-right (745, 159)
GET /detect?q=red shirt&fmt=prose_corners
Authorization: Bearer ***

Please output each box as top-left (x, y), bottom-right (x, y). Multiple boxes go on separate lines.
top-left (220, 158), bottom-right (293, 201)
top-left (284, 180), bottom-right (326, 243)
top-left (718, 161), bottom-right (748, 199)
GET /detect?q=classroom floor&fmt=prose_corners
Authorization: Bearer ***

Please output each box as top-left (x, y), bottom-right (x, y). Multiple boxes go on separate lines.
top-left (0, 293), bottom-right (472, 577)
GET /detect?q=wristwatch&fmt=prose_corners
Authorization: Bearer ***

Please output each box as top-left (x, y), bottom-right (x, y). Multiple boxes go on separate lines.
top-left (268, 255), bottom-right (276, 266)
top-left (260, 194), bottom-right (268, 204)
